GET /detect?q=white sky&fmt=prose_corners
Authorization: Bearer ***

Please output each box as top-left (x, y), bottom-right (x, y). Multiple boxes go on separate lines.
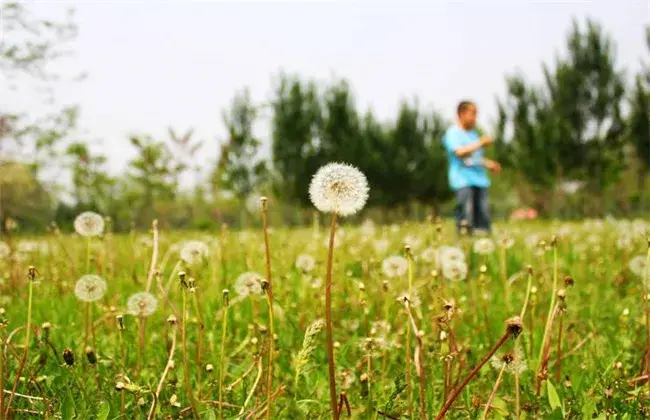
top-left (2, 0), bottom-right (649, 176)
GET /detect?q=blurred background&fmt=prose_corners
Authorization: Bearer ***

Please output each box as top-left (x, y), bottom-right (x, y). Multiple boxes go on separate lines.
top-left (1, 0), bottom-right (649, 232)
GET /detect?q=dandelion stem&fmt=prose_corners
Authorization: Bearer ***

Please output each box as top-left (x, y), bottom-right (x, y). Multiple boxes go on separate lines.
top-left (145, 219), bottom-right (159, 293)
top-left (191, 291), bottom-right (204, 398)
top-left (405, 247), bottom-right (414, 419)
top-left (117, 322), bottom-right (126, 417)
top-left (218, 291), bottom-right (230, 420)
top-left (261, 197), bottom-right (275, 420)
top-left (4, 268), bottom-right (34, 418)
top-left (520, 267), bottom-right (533, 320)
top-left (325, 212), bottom-right (339, 420)
top-left (537, 241), bottom-right (558, 371)
top-left (515, 367), bottom-right (521, 420)
top-left (555, 309), bottom-right (564, 383)
top-left (481, 363), bottom-right (507, 420)
top-left (501, 246), bottom-right (511, 312)
top-left (147, 321), bottom-right (177, 420)
top-left (181, 287), bottom-right (198, 419)
top-left (436, 323), bottom-right (517, 420)
top-left (644, 244), bottom-right (650, 393)
top-left (404, 301), bottom-right (426, 420)
top-left (239, 356), bottom-right (263, 415)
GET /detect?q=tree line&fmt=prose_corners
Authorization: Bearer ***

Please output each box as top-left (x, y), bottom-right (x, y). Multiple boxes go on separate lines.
top-left (1, 2), bottom-right (649, 232)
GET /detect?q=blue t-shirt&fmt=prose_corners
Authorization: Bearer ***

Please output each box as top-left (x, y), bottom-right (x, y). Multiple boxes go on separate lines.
top-left (443, 126), bottom-right (490, 191)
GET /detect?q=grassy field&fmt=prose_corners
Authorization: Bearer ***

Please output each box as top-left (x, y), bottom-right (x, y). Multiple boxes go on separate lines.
top-left (0, 217), bottom-right (649, 419)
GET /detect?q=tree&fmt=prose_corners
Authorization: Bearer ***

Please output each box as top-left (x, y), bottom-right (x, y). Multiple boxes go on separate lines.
top-left (270, 74), bottom-right (322, 205)
top-left (213, 89), bottom-right (268, 198)
top-left (65, 142), bottom-right (114, 213)
top-left (496, 19), bottom-right (626, 214)
top-left (126, 136), bottom-right (186, 226)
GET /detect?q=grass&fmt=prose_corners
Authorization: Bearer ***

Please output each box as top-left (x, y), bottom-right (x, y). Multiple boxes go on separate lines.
top-left (0, 217), bottom-right (649, 419)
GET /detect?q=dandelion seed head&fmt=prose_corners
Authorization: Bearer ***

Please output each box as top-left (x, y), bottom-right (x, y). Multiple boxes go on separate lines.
top-left (473, 238), bottom-right (496, 255)
top-left (74, 275), bottom-right (107, 302)
top-left (180, 240), bottom-right (209, 265)
top-left (295, 254), bottom-right (316, 273)
top-left (74, 211), bottom-right (105, 237)
top-left (442, 259), bottom-right (468, 282)
top-left (382, 255), bottom-right (408, 278)
top-left (629, 255), bottom-right (647, 278)
top-left (127, 292), bottom-right (158, 317)
top-left (420, 247), bottom-right (438, 263)
top-left (308, 162), bottom-right (369, 217)
top-left (234, 272), bottom-right (264, 297)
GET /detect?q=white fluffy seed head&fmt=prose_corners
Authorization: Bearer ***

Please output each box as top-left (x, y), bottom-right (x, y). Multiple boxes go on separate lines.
top-left (74, 211), bottom-right (105, 237)
top-left (382, 255), bottom-right (408, 278)
top-left (127, 292), bottom-right (158, 317)
top-left (180, 241), bottom-right (209, 265)
top-left (74, 275), bottom-right (107, 302)
top-left (308, 162), bottom-right (369, 217)
top-left (234, 272), bottom-right (264, 297)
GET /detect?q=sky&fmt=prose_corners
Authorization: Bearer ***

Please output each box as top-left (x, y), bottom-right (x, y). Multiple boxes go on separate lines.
top-left (2, 0), bottom-right (649, 176)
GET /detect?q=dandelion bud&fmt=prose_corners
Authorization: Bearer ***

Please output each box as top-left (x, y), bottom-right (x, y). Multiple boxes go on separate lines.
top-left (440, 331), bottom-right (447, 341)
top-left (404, 245), bottom-right (412, 258)
top-left (358, 282), bottom-right (365, 292)
top-left (605, 388), bottom-right (613, 399)
top-left (564, 376), bottom-right (572, 388)
top-left (85, 346), bottom-right (97, 365)
top-left (382, 280), bottom-right (389, 292)
top-left (557, 289), bottom-right (566, 300)
top-left (506, 316), bottom-right (524, 339)
top-left (137, 397), bottom-right (146, 407)
top-left (431, 269), bottom-right (439, 278)
top-left (179, 271), bottom-right (188, 288)
top-left (564, 276), bottom-right (574, 287)
top-left (116, 315), bottom-right (125, 331)
top-left (551, 235), bottom-right (558, 246)
top-left (205, 363), bottom-right (214, 373)
top-left (28, 266), bottom-right (37, 281)
top-left (526, 265), bottom-right (533, 275)
top-left (479, 265), bottom-right (487, 274)
top-left (41, 322), bottom-right (51, 339)
top-left (261, 279), bottom-right (270, 292)
top-left (167, 315), bottom-right (177, 325)
top-left (222, 289), bottom-right (230, 306)
top-left (251, 337), bottom-right (258, 346)
top-left (360, 373), bottom-right (368, 383)
top-left (62, 348), bottom-right (75, 366)
top-left (531, 286), bottom-right (538, 295)
top-left (614, 361), bottom-right (623, 370)
top-left (188, 277), bottom-right (196, 290)
top-left (260, 196), bottom-right (268, 211)
top-left (115, 381), bottom-right (125, 391)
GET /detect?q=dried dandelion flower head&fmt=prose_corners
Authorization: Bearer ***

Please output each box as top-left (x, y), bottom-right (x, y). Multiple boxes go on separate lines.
top-left (473, 238), bottom-right (496, 255)
top-left (74, 274), bottom-right (107, 302)
top-left (295, 254), bottom-right (316, 273)
top-left (382, 255), bottom-right (408, 278)
top-left (308, 162), bottom-right (369, 217)
top-left (127, 292), bottom-right (158, 317)
top-left (180, 240), bottom-right (209, 265)
top-left (490, 346), bottom-right (527, 375)
top-left (234, 272), bottom-right (264, 297)
top-left (397, 290), bottom-right (421, 308)
top-left (74, 211), bottom-right (105, 237)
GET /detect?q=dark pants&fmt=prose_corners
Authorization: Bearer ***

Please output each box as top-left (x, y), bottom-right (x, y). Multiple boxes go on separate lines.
top-left (455, 186), bottom-right (491, 234)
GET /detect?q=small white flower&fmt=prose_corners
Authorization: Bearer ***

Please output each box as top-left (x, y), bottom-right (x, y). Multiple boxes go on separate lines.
top-left (309, 162), bottom-right (369, 217)
top-left (473, 238), bottom-right (496, 255)
top-left (382, 255), bottom-right (408, 278)
top-left (295, 254), bottom-right (316, 273)
top-left (127, 292), bottom-right (158, 317)
top-left (235, 272), bottom-right (264, 297)
top-left (74, 212), bottom-right (105, 237)
top-left (74, 275), bottom-right (107, 302)
top-left (180, 241), bottom-right (209, 265)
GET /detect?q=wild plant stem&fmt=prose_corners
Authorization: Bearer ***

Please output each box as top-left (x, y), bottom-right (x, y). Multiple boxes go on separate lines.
top-left (145, 219), bottom-right (159, 293)
top-left (520, 269), bottom-right (533, 320)
top-left (118, 326), bottom-right (125, 417)
top-left (137, 318), bottom-right (145, 375)
top-left (218, 295), bottom-right (229, 420)
top-left (555, 310), bottom-right (564, 383)
top-left (405, 248), bottom-right (414, 419)
top-left (404, 302), bottom-right (426, 420)
top-left (537, 244), bottom-right (558, 371)
top-left (4, 275), bottom-right (34, 418)
top-left (261, 198), bottom-right (275, 420)
top-left (501, 247), bottom-right (511, 312)
top-left (325, 212), bottom-right (339, 420)
top-left (644, 244), bottom-right (650, 392)
top-left (481, 363), bottom-right (506, 420)
top-left (148, 323), bottom-right (177, 420)
top-left (181, 289), bottom-right (198, 419)
top-left (239, 357), bottom-right (263, 415)
top-left (436, 330), bottom-right (511, 420)
top-left (191, 292), bottom-right (204, 398)
top-left (515, 367), bottom-right (521, 419)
